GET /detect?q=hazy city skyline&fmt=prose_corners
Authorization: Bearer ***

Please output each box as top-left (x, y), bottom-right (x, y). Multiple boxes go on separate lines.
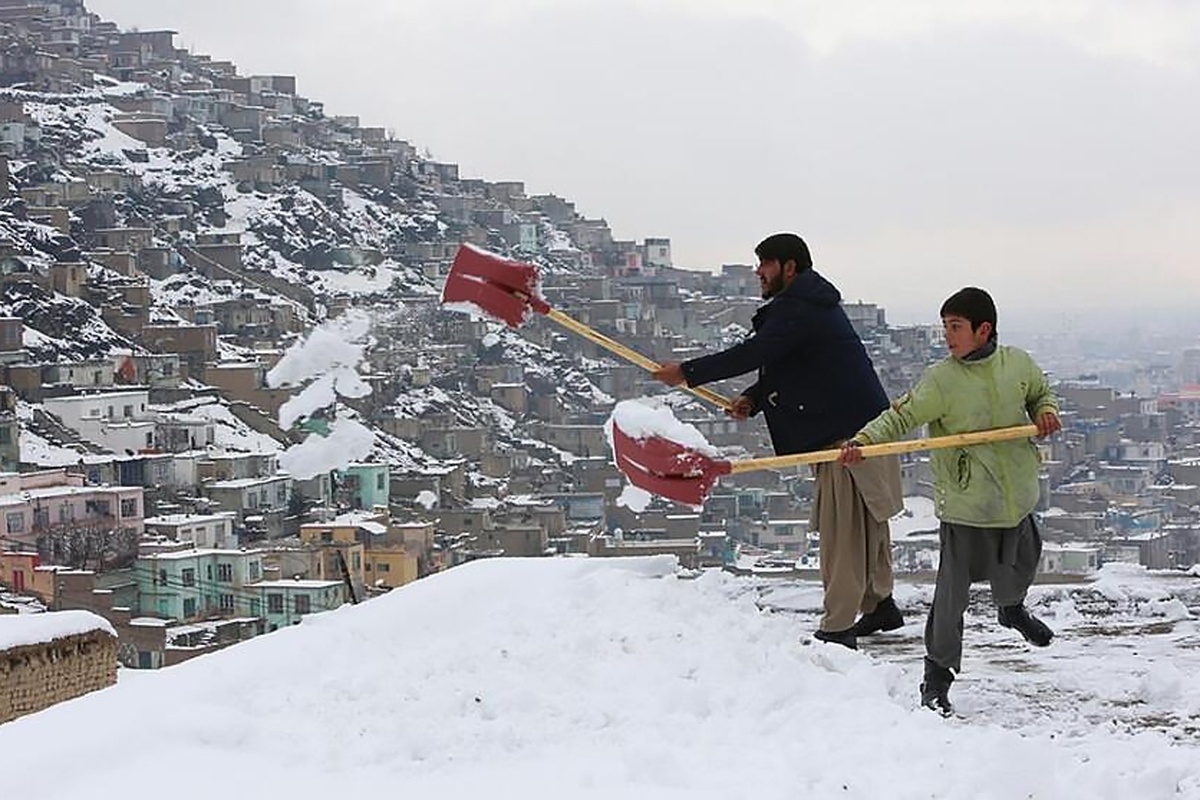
top-left (92, 1), bottom-right (1200, 321)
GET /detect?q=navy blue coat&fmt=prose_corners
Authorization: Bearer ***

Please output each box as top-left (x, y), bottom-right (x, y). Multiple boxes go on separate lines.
top-left (680, 269), bottom-right (889, 455)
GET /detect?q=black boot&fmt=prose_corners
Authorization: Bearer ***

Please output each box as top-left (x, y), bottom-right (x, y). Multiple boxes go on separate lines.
top-left (851, 595), bottom-right (904, 636)
top-left (813, 627), bottom-right (857, 650)
top-left (919, 657), bottom-right (954, 716)
top-left (997, 604), bottom-right (1053, 647)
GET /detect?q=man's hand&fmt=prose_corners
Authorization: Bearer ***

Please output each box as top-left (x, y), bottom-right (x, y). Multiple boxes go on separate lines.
top-left (652, 362), bottom-right (686, 386)
top-left (726, 395), bottom-right (755, 420)
top-left (838, 440), bottom-right (864, 466)
top-left (1035, 411), bottom-right (1062, 438)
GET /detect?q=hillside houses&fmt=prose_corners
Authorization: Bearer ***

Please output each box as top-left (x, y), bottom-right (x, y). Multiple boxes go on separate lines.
top-left (0, 0), bottom-right (1197, 675)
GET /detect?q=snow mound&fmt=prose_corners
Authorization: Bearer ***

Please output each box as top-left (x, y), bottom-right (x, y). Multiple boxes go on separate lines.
top-left (1, 558), bottom-right (1197, 799)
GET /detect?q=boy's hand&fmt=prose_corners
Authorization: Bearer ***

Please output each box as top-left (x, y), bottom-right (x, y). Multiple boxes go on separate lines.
top-left (838, 439), bottom-right (864, 466)
top-left (1035, 411), bottom-right (1061, 438)
top-left (652, 362), bottom-right (685, 386)
top-left (726, 394), bottom-right (755, 420)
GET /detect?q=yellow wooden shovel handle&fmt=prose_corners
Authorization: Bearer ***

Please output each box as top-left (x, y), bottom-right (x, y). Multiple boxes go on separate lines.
top-left (728, 424), bottom-right (1040, 474)
top-left (544, 308), bottom-right (734, 411)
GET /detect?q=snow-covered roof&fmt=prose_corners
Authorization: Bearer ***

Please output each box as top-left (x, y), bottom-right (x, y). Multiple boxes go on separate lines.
top-left (252, 579), bottom-right (343, 590)
top-left (0, 610), bottom-right (115, 650)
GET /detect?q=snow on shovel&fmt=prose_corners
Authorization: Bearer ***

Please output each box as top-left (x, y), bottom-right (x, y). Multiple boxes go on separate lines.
top-left (441, 244), bottom-right (733, 412)
top-left (610, 398), bottom-right (1040, 506)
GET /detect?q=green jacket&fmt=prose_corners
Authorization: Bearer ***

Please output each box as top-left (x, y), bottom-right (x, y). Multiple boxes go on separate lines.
top-left (855, 344), bottom-right (1057, 528)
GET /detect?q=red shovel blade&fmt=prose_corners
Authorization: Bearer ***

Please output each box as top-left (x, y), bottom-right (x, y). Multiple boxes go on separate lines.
top-left (611, 421), bottom-right (732, 506)
top-left (441, 244), bottom-right (547, 327)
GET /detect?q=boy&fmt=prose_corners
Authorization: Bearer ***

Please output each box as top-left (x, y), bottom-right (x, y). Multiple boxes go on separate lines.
top-left (839, 287), bottom-right (1061, 715)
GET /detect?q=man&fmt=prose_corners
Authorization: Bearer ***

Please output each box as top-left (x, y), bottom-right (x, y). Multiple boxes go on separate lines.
top-left (652, 232), bottom-right (903, 648)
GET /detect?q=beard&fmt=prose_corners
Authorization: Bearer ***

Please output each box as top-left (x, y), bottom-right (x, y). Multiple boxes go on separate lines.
top-left (760, 273), bottom-right (786, 299)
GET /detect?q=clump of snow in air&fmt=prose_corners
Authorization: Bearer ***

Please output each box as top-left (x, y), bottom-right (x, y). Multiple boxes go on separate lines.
top-left (3, 558), bottom-right (1200, 800)
top-left (266, 310), bottom-right (375, 478)
top-left (616, 483), bottom-right (656, 513)
top-left (278, 418), bottom-right (376, 480)
top-left (267, 310), bottom-right (373, 389)
top-left (414, 490), bottom-right (438, 510)
top-left (606, 398), bottom-right (720, 512)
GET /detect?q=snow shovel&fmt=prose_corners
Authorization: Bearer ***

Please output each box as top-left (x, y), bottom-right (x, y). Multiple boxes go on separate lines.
top-left (612, 422), bottom-right (1041, 505)
top-left (441, 244), bottom-right (734, 411)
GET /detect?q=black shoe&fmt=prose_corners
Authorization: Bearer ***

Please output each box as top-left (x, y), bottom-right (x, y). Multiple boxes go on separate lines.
top-left (851, 595), bottom-right (904, 636)
top-left (813, 627), bottom-right (857, 650)
top-left (920, 658), bottom-right (954, 716)
top-left (998, 604), bottom-right (1053, 647)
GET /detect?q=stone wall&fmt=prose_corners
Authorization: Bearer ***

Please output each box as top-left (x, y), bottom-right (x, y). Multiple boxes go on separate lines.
top-left (1, 630), bottom-right (118, 725)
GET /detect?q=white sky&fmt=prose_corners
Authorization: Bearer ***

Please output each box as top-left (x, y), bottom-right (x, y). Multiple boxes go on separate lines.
top-left (90, 1), bottom-right (1200, 319)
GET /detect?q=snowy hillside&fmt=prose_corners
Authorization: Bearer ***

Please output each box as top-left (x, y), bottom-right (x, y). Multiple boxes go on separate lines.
top-left (2, 559), bottom-right (1198, 799)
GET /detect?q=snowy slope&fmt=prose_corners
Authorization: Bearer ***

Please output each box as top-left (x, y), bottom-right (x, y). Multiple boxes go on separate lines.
top-left (1, 558), bottom-right (1198, 799)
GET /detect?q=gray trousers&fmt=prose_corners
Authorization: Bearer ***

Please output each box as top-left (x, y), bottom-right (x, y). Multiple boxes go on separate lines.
top-left (925, 515), bottom-right (1043, 672)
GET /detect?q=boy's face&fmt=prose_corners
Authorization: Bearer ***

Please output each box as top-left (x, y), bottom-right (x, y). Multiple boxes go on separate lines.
top-left (942, 314), bottom-right (992, 358)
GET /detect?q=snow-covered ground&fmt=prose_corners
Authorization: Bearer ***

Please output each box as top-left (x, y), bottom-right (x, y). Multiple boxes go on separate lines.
top-left (1, 558), bottom-right (1198, 799)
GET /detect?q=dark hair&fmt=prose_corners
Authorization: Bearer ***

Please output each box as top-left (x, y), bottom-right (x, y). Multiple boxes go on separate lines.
top-left (940, 287), bottom-right (998, 342)
top-left (755, 233), bottom-right (812, 272)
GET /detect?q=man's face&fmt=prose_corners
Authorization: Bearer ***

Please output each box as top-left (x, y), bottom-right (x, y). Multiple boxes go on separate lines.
top-left (756, 258), bottom-right (791, 299)
top-left (942, 314), bottom-right (992, 358)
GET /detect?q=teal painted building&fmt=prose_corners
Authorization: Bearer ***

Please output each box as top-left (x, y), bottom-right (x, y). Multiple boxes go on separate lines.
top-left (336, 462), bottom-right (390, 511)
top-left (137, 548), bottom-right (266, 620)
top-left (251, 579), bottom-right (346, 631)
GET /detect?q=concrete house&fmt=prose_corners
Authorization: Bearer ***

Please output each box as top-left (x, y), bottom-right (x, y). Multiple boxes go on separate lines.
top-left (137, 547), bottom-right (265, 620)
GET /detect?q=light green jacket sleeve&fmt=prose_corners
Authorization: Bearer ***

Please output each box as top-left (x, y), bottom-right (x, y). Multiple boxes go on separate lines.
top-left (856, 370), bottom-right (948, 445)
top-left (1025, 358), bottom-right (1058, 418)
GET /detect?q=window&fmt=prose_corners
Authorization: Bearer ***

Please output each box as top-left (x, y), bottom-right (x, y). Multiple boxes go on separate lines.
top-left (181, 568), bottom-right (195, 587)
top-left (248, 562), bottom-right (261, 581)
top-left (376, 472), bottom-right (386, 491)
top-left (5, 512), bottom-right (24, 534)
top-left (219, 594), bottom-right (234, 611)
top-left (294, 594), bottom-right (311, 615)
top-left (107, 405), bottom-right (114, 418)
top-left (377, 562), bottom-right (390, 573)
top-left (123, 404), bottom-right (133, 418)
top-left (217, 563), bottom-right (233, 582)
top-left (365, 563), bottom-right (372, 571)
top-left (158, 569), bottom-right (167, 586)
top-left (33, 508), bottom-right (49, 530)
top-left (250, 598), bottom-right (260, 615)
top-left (267, 594), bottom-right (283, 614)
top-left (0, 427), bottom-right (10, 445)
top-left (58, 503), bottom-right (74, 523)
top-left (206, 564), bottom-right (213, 581)
top-left (351, 552), bottom-right (361, 570)
top-left (183, 598), bottom-right (197, 617)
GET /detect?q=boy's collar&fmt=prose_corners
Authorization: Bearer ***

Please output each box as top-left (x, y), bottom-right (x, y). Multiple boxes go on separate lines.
top-left (959, 340), bottom-right (997, 362)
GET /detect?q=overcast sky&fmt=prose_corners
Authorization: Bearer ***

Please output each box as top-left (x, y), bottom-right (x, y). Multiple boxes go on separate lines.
top-left (90, 0), bottom-right (1200, 322)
